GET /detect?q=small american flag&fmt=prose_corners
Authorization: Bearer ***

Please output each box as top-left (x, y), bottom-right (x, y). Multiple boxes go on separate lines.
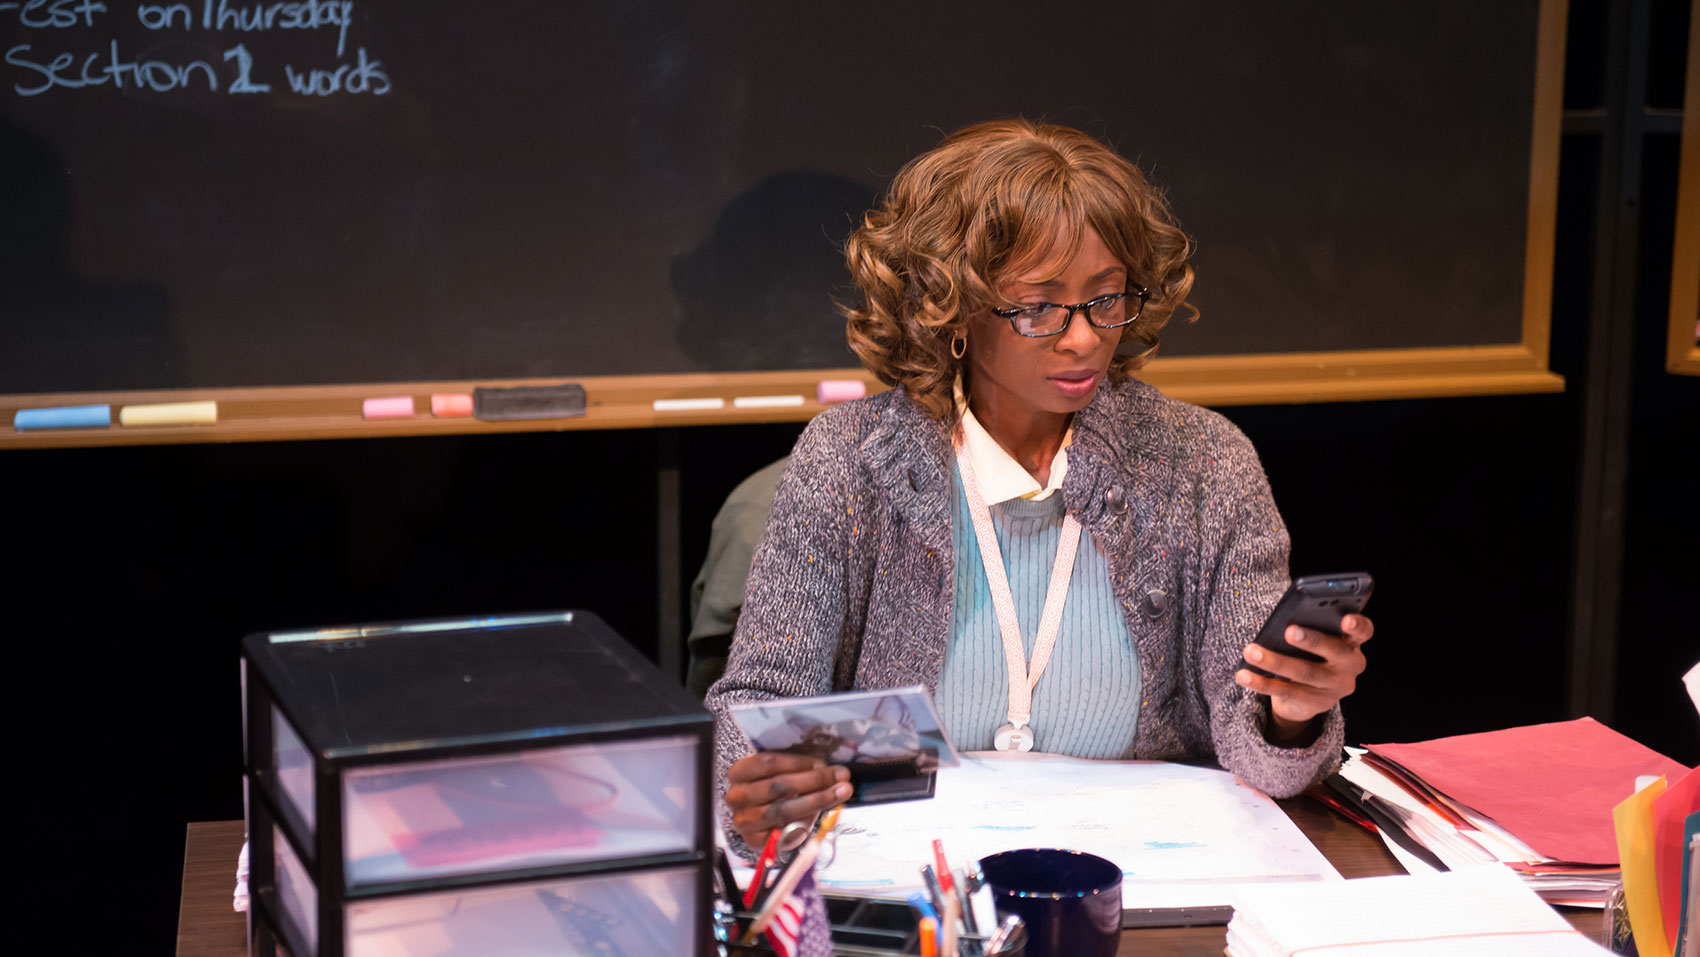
top-left (761, 865), bottom-right (833, 957)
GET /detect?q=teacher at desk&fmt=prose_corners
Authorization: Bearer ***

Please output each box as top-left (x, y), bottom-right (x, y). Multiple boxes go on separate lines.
top-left (706, 119), bottom-right (1373, 853)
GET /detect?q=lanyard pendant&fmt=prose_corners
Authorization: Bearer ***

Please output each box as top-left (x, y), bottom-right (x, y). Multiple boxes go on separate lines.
top-left (994, 721), bottom-right (1034, 752)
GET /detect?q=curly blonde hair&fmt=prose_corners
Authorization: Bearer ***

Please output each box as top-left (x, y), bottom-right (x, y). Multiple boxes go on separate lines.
top-left (844, 118), bottom-right (1196, 424)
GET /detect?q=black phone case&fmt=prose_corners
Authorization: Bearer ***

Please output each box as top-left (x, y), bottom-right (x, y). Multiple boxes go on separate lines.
top-left (1242, 572), bottom-right (1373, 678)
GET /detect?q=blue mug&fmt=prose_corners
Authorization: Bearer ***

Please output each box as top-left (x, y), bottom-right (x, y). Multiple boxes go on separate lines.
top-left (978, 848), bottom-right (1121, 957)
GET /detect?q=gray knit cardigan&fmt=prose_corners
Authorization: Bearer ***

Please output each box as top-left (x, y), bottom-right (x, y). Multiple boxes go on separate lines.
top-left (705, 377), bottom-right (1343, 849)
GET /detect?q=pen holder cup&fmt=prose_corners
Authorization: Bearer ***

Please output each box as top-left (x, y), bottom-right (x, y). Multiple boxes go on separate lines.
top-left (1602, 882), bottom-right (1638, 955)
top-left (724, 894), bottom-right (1017, 955)
top-left (979, 848), bottom-right (1120, 957)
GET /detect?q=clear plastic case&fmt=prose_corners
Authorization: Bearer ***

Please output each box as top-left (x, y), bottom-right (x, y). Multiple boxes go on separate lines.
top-left (244, 611), bottom-right (713, 956)
top-left (342, 734), bottom-right (699, 885)
top-left (275, 825), bottom-right (319, 952)
top-left (275, 705), bottom-right (315, 837)
top-left (344, 865), bottom-right (697, 956)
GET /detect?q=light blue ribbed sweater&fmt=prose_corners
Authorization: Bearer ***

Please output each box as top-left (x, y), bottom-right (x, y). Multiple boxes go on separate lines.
top-left (935, 471), bottom-right (1142, 757)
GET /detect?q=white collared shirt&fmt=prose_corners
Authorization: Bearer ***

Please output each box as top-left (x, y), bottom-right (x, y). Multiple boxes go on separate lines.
top-left (955, 378), bottom-right (1071, 504)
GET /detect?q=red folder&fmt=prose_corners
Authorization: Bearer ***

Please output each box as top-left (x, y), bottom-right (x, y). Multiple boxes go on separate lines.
top-left (1366, 717), bottom-right (1691, 865)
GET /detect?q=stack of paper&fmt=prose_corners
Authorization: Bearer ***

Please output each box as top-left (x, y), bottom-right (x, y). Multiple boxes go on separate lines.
top-left (1312, 718), bottom-right (1692, 906)
top-left (1227, 865), bottom-right (1611, 956)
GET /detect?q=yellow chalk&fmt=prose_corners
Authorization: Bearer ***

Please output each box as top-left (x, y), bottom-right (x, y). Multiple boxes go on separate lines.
top-left (119, 400), bottom-right (219, 427)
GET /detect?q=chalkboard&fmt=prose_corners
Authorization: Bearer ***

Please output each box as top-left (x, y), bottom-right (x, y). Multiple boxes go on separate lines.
top-left (0, 1), bottom-right (1562, 423)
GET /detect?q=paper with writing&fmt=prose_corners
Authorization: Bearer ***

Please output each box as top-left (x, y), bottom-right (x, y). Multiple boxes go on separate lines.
top-left (816, 752), bottom-right (1339, 915)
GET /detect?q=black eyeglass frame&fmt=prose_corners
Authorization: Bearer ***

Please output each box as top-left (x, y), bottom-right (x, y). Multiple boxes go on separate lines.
top-left (989, 285), bottom-right (1151, 338)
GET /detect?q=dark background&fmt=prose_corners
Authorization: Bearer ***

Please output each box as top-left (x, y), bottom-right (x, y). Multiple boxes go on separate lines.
top-left (3, 0), bottom-right (1697, 951)
top-left (1, 0), bottom-right (1535, 393)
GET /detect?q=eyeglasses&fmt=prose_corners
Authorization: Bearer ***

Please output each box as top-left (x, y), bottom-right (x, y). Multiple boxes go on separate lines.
top-left (989, 286), bottom-right (1150, 338)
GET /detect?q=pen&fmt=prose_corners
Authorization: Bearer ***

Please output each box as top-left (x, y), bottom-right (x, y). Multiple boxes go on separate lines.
top-left (921, 860), bottom-right (959, 957)
top-left (932, 839), bottom-right (955, 895)
top-left (920, 863), bottom-right (947, 916)
top-left (712, 847), bottom-right (741, 910)
top-left (908, 891), bottom-right (939, 924)
top-left (934, 844), bottom-right (962, 957)
top-left (918, 915), bottom-right (939, 957)
top-left (962, 860), bottom-right (989, 935)
top-left (954, 868), bottom-right (980, 956)
top-left (744, 829), bottom-right (780, 909)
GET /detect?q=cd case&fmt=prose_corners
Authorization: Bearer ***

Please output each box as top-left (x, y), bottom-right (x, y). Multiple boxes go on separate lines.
top-left (728, 686), bottom-right (960, 805)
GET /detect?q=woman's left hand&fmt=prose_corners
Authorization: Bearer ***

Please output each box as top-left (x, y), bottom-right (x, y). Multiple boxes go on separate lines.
top-left (1236, 613), bottom-right (1374, 743)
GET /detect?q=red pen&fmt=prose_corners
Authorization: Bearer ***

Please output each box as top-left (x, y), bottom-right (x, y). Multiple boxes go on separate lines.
top-left (743, 829), bottom-right (781, 909)
top-left (932, 839), bottom-right (964, 956)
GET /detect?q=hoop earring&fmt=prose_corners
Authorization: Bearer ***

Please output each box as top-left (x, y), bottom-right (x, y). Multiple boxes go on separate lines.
top-left (951, 334), bottom-right (966, 359)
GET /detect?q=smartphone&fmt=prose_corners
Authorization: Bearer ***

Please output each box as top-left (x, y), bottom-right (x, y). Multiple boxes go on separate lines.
top-left (1242, 572), bottom-right (1373, 677)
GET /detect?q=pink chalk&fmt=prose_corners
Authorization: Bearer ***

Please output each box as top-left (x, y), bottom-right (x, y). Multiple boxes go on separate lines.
top-left (431, 393), bottom-right (474, 417)
top-left (362, 396), bottom-right (416, 419)
top-left (817, 379), bottom-right (867, 404)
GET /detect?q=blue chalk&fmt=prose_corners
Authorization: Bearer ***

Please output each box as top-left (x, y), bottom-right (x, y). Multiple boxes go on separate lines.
top-left (13, 404), bottom-right (112, 431)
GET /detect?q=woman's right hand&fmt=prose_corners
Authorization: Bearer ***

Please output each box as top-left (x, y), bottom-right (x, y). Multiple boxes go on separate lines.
top-left (725, 752), bottom-right (852, 850)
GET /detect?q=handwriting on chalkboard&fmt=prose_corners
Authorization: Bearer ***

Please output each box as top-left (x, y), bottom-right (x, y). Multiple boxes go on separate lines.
top-left (3, 1), bottom-right (389, 97)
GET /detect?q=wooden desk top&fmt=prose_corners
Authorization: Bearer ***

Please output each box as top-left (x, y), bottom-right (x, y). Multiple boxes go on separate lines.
top-left (177, 820), bottom-right (248, 957)
top-left (177, 799), bottom-right (1605, 956)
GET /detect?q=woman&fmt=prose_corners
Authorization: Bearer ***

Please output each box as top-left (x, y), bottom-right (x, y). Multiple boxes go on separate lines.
top-left (705, 119), bottom-right (1372, 853)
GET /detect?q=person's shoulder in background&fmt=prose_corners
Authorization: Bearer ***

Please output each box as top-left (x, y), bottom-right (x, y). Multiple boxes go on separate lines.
top-left (685, 457), bottom-right (789, 698)
top-left (684, 386), bottom-right (934, 697)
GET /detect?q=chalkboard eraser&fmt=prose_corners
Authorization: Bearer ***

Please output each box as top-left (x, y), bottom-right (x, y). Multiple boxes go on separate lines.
top-left (474, 383), bottom-right (586, 421)
top-left (362, 396), bottom-right (417, 419)
top-left (119, 400), bottom-right (218, 427)
top-left (817, 380), bottom-right (867, 403)
top-left (14, 404), bottom-right (112, 431)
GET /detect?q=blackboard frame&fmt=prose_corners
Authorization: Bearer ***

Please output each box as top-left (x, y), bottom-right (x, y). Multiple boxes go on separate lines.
top-left (0, 0), bottom-right (1569, 449)
top-left (1668, 0), bottom-right (1700, 376)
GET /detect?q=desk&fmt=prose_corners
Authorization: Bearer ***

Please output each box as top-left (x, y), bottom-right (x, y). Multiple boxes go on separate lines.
top-left (177, 820), bottom-right (247, 957)
top-left (176, 800), bottom-right (1606, 957)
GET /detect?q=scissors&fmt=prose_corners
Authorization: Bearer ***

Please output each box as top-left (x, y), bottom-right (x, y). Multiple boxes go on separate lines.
top-left (776, 814), bottom-right (841, 868)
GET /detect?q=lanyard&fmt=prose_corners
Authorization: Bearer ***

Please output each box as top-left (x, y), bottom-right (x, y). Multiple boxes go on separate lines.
top-left (954, 434), bottom-right (1081, 752)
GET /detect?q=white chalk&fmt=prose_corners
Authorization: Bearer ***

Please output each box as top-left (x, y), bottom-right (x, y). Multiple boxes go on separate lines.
top-left (732, 394), bottom-right (805, 409)
top-left (652, 397), bottom-right (726, 411)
